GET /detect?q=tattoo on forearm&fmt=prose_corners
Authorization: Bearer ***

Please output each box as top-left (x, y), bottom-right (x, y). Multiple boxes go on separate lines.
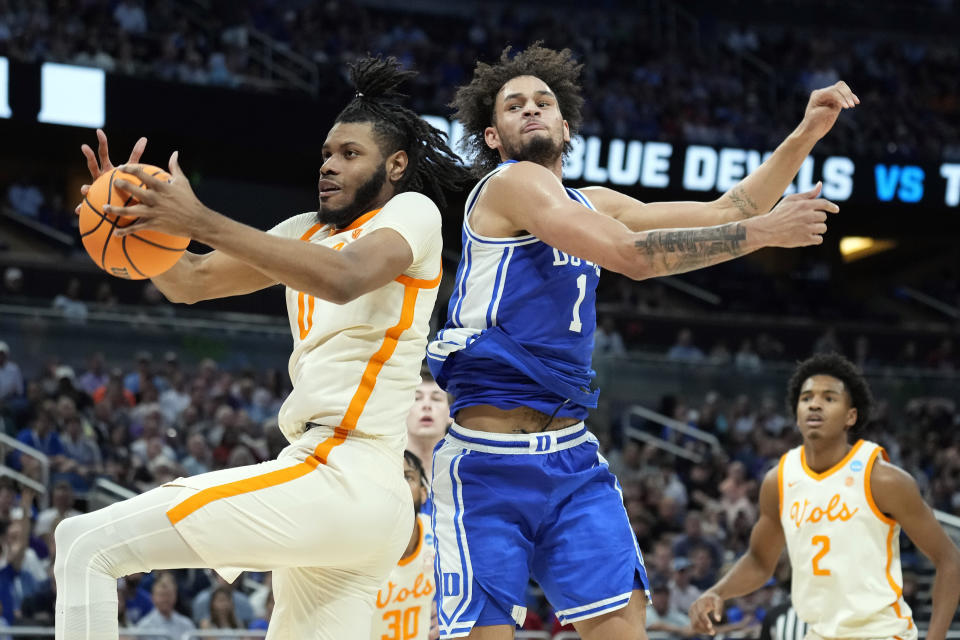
top-left (634, 223), bottom-right (749, 274)
top-left (728, 186), bottom-right (761, 218)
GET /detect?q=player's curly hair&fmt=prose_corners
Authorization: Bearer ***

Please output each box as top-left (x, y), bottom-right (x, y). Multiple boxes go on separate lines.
top-left (786, 353), bottom-right (874, 433)
top-left (403, 450), bottom-right (428, 488)
top-left (451, 43), bottom-right (585, 176)
top-left (335, 55), bottom-right (469, 208)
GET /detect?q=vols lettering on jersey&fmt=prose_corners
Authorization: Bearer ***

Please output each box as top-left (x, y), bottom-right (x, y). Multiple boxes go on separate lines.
top-left (372, 514), bottom-right (436, 640)
top-left (427, 161), bottom-right (600, 420)
top-left (268, 192), bottom-right (443, 449)
top-left (778, 439), bottom-right (915, 640)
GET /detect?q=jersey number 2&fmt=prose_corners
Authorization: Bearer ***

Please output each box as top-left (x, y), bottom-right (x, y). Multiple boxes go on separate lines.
top-left (811, 535), bottom-right (831, 576)
top-left (569, 274), bottom-right (587, 333)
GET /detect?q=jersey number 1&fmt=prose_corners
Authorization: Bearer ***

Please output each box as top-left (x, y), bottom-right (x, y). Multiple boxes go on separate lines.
top-left (569, 274), bottom-right (587, 333)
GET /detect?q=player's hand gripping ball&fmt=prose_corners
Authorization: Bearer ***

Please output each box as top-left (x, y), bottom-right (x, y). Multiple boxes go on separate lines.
top-left (79, 164), bottom-right (189, 279)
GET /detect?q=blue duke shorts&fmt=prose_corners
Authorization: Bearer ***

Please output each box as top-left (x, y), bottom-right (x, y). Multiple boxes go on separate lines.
top-left (430, 422), bottom-right (650, 638)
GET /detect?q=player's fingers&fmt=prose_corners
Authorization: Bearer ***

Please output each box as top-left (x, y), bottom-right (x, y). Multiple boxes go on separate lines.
top-left (793, 181), bottom-right (822, 199)
top-left (111, 178), bottom-right (153, 205)
top-left (81, 144), bottom-right (101, 178)
top-left (74, 203), bottom-right (81, 216)
top-left (80, 184), bottom-right (90, 196)
top-left (812, 223), bottom-right (828, 235)
top-left (811, 198), bottom-right (839, 213)
top-left (128, 136), bottom-right (148, 164)
top-left (118, 163), bottom-right (167, 191)
top-left (96, 128), bottom-right (112, 171)
top-left (169, 150), bottom-right (185, 180)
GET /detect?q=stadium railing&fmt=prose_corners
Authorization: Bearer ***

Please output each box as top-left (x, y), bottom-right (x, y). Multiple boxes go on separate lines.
top-left (622, 404), bottom-right (723, 464)
top-left (0, 433), bottom-right (50, 494)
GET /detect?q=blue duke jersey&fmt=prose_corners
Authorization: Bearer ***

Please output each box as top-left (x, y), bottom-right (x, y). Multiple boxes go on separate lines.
top-left (427, 160), bottom-right (601, 418)
top-left (426, 162), bottom-right (649, 638)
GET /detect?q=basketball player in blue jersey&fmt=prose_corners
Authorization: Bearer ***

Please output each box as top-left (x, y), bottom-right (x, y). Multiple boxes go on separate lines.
top-left (426, 45), bottom-right (859, 640)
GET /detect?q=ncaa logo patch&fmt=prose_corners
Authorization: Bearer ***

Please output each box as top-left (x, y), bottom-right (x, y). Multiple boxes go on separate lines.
top-left (849, 460), bottom-right (864, 472)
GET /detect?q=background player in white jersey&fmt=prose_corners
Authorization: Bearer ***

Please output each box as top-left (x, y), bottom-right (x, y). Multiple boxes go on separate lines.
top-left (371, 451), bottom-right (439, 640)
top-left (55, 57), bottom-right (468, 640)
top-left (690, 354), bottom-right (960, 640)
top-left (405, 371), bottom-right (452, 486)
top-left (428, 44), bottom-right (858, 640)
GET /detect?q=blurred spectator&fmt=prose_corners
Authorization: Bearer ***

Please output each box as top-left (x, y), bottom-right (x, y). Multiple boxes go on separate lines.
top-left (667, 329), bottom-right (705, 363)
top-left (199, 585), bottom-right (242, 629)
top-left (672, 512), bottom-right (724, 571)
top-left (191, 573), bottom-right (253, 628)
top-left (51, 278), bottom-right (88, 324)
top-left (594, 316), bottom-right (626, 356)
top-left (734, 339), bottom-right (762, 372)
top-left (6, 180), bottom-right (43, 218)
top-left (0, 343), bottom-right (23, 403)
top-left (78, 353), bottom-right (108, 397)
top-left (135, 573), bottom-right (195, 638)
top-left (668, 556), bottom-right (702, 615)
top-left (646, 577), bottom-right (693, 639)
top-left (180, 433), bottom-right (212, 476)
top-left (113, 0), bottom-right (147, 35)
top-left (2, 268), bottom-right (24, 301)
top-left (34, 481), bottom-right (80, 538)
top-left (119, 573), bottom-right (154, 625)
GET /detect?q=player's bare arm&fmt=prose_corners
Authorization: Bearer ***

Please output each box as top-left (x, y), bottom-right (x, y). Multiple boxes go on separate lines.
top-left (689, 468), bottom-right (786, 635)
top-left (871, 461), bottom-right (960, 640)
top-left (110, 155), bottom-right (414, 305)
top-left (479, 161), bottom-right (837, 280)
top-left (77, 129), bottom-right (278, 304)
top-left (582, 81), bottom-right (859, 231)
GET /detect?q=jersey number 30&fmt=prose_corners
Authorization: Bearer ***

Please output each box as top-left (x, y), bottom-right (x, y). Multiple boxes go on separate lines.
top-left (569, 274), bottom-right (587, 333)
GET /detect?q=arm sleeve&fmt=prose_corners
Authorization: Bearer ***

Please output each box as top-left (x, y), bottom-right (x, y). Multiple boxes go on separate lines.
top-left (372, 192), bottom-right (443, 280)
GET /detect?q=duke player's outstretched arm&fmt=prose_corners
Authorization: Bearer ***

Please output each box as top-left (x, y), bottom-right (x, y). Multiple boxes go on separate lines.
top-left (689, 469), bottom-right (785, 636)
top-left (485, 162), bottom-right (837, 280)
top-left (582, 82), bottom-right (859, 231)
top-left (871, 462), bottom-right (960, 640)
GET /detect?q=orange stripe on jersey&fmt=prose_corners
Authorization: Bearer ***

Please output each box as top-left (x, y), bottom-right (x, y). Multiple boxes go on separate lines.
top-left (777, 453), bottom-right (787, 517)
top-left (883, 523), bottom-right (914, 629)
top-left (396, 266), bottom-right (443, 289)
top-left (299, 222), bottom-right (326, 241)
top-left (297, 292), bottom-right (316, 340)
top-left (800, 439), bottom-right (865, 481)
top-left (397, 518), bottom-right (423, 567)
top-left (330, 208), bottom-right (382, 235)
top-left (864, 447), bottom-right (896, 525)
top-left (167, 462), bottom-right (314, 525)
top-left (311, 283), bottom-right (421, 464)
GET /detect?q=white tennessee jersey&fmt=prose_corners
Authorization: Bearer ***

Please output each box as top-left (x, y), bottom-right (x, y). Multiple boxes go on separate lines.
top-left (371, 513), bottom-right (436, 640)
top-left (778, 439), bottom-right (915, 639)
top-left (269, 192), bottom-right (443, 449)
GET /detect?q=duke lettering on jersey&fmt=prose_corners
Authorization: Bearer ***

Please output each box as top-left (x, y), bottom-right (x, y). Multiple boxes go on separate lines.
top-left (778, 440), bottom-right (916, 640)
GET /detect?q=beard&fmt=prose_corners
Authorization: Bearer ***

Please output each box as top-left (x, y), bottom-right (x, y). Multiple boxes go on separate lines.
top-left (502, 130), bottom-right (563, 167)
top-left (316, 163), bottom-right (387, 228)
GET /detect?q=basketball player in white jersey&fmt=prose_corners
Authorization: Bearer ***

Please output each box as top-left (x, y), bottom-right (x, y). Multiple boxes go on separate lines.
top-left (371, 451), bottom-right (438, 640)
top-left (57, 57), bottom-right (467, 640)
top-left (690, 354), bottom-right (960, 640)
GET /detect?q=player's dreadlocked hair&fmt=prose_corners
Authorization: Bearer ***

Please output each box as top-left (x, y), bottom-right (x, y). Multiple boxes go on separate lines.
top-left (451, 43), bottom-right (584, 176)
top-left (335, 55), bottom-right (468, 208)
top-left (786, 353), bottom-right (874, 433)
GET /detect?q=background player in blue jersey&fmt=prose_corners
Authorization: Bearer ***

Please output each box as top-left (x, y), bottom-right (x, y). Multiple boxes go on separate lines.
top-left (426, 44), bottom-right (859, 640)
